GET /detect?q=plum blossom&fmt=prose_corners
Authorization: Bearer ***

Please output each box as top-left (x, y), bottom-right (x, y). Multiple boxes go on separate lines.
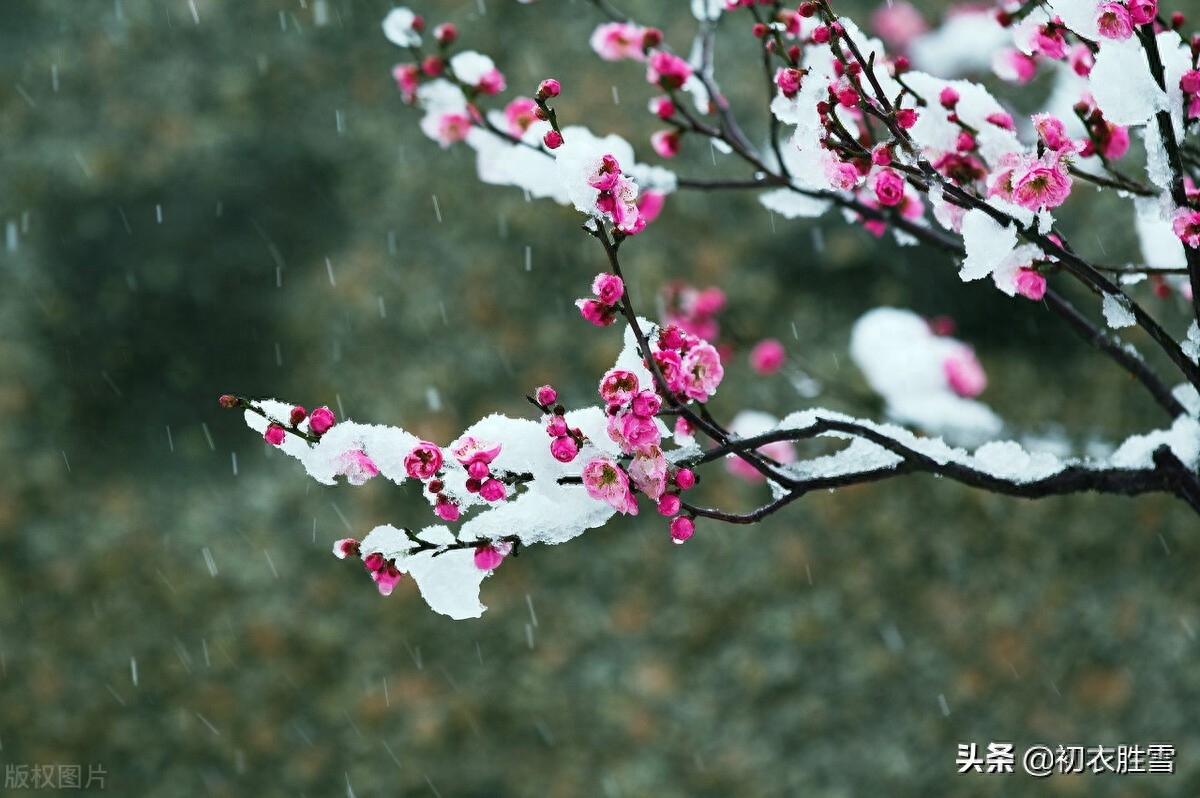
top-left (872, 168), bottom-right (905, 206)
top-left (599, 369), bottom-right (640, 406)
top-left (474, 541), bottom-right (513, 571)
top-left (943, 346), bottom-right (986, 398)
top-left (750, 339), bottom-right (787, 375)
top-left (309, 406), bottom-right (335, 435)
top-left (681, 342), bottom-right (724, 401)
top-left (1175, 209), bottom-right (1200, 248)
top-left (590, 22), bottom-right (647, 61)
top-left (646, 51), bottom-right (693, 91)
top-left (582, 457), bottom-right (639, 515)
top-left (1096, 3), bottom-right (1134, 40)
top-left (993, 49), bottom-right (1037, 83)
top-left (336, 450), bottom-right (380, 486)
top-left (404, 442), bottom-right (443, 480)
top-left (450, 436), bottom-right (502, 465)
top-left (627, 446), bottom-right (669, 501)
top-left (503, 97), bottom-right (540, 137)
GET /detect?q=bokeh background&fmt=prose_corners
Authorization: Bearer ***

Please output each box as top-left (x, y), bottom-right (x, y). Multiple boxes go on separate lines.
top-left (3, 0), bottom-right (1199, 795)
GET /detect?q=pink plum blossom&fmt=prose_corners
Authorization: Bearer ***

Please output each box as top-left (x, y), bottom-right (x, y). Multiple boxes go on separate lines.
top-left (535, 385), bottom-right (557, 406)
top-left (631, 389), bottom-right (661, 418)
top-left (392, 64), bottom-right (420, 103)
top-left (627, 446), bottom-right (669, 501)
top-left (336, 450), bottom-right (380, 486)
top-left (675, 468), bottom-right (696, 490)
top-left (550, 435), bottom-right (579, 462)
top-left (264, 424), bottom-right (286, 446)
top-left (332, 538), bottom-right (360, 559)
top-left (473, 541), bottom-right (513, 571)
top-left (646, 51), bottom-right (693, 91)
top-left (592, 273), bottom-right (625, 306)
top-left (1096, 3), bottom-right (1133, 39)
top-left (637, 191), bottom-right (666, 224)
top-left (434, 496), bottom-right (460, 522)
top-left (651, 129), bottom-right (681, 158)
top-left (599, 369), bottom-right (640, 406)
top-left (1175, 209), bottom-right (1200, 248)
top-left (993, 49), bottom-right (1037, 83)
top-left (681, 342), bottom-right (724, 402)
top-left (872, 169), bottom-right (905, 207)
top-left (578, 298), bottom-right (616, 326)
top-left (1015, 268), bottom-right (1047, 301)
top-left (404, 441), bottom-right (443, 480)
top-left (649, 96), bottom-right (675, 119)
top-left (309, 406), bottom-right (335, 435)
top-left (669, 516), bottom-right (695, 544)
top-left (479, 478), bottom-right (507, 502)
top-left (750, 339), bottom-right (787, 375)
top-left (658, 493), bottom-right (682, 516)
top-left (1011, 153), bottom-right (1072, 211)
top-left (372, 564), bottom-right (403, 596)
top-left (1128, 0), bottom-right (1157, 25)
top-left (652, 349), bottom-right (686, 393)
top-left (450, 436), bottom-right (502, 465)
top-left (1032, 114), bottom-right (1070, 151)
top-left (582, 458), bottom-right (639, 515)
top-left (503, 97), bottom-right (540, 137)
top-left (943, 346), bottom-right (987, 398)
top-left (590, 22), bottom-right (647, 61)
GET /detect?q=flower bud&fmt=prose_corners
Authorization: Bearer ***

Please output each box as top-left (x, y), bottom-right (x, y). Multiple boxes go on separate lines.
top-left (543, 129), bottom-right (564, 149)
top-left (669, 516), bottom-right (695, 544)
top-left (536, 78), bottom-right (561, 100)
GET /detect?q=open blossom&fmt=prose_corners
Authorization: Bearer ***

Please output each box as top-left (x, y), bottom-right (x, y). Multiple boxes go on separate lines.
top-left (421, 112), bottom-right (473, 148)
top-left (582, 458), bottom-right (639, 515)
top-left (824, 155), bottom-right (862, 191)
top-left (652, 349), bottom-right (686, 393)
top-left (503, 97), bottom-right (540, 137)
top-left (651, 129), bottom-right (681, 158)
top-left (943, 346), bottom-right (986, 398)
top-left (599, 369), bottom-right (640, 406)
top-left (1031, 23), bottom-right (1067, 59)
top-left (595, 174), bottom-right (645, 235)
top-left (775, 67), bottom-right (804, 97)
top-left (627, 446), bottom-right (669, 501)
top-left (592, 272), bottom-right (625, 306)
top-left (590, 22), bottom-right (647, 61)
top-left (608, 411), bottom-right (661, 454)
top-left (404, 441), bottom-right (443, 480)
top-left (1175, 209), bottom-right (1200, 248)
top-left (450, 436), bottom-right (502, 465)
top-left (681, 342), bottom-right (724, 401)
top-left (336, 450), bottom-right (380, 486)
top-left (1096, 3), bottom-right (1133, 40)
top-left (990, 152), bottom-right (1072, 211)
top-left (392, 63), bottom-right (420, 103)
top-left (1127, 0), bottom-right (1157, 24)
top-left (646, 51), bottom-right (693, 91)
top-left (372, 564), bottom-right (403, 596)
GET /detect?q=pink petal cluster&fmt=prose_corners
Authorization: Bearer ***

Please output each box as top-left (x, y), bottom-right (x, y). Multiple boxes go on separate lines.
top-left (627, 446), bottom-right (669, 501)
top-left (661, 282), bottom-right (725, 342)
top-left (590, 22), bottom-right (647, 61)
top-left (309, 406), bottom-right (336, 435)
top-left (1175, 209), bottom-right (1200, 248)
top-left (503, 97), bottom-right (540, 137)
top-left (362, 551), bottom-right (403, 596)
top-left (582, 457), bottom-right (638, 515)
top-left (404, 441), bottom-right (443, 480)
top-left (872, 168), bottom-right (905, 207)
top-left (988, 151), bottom-right (1072, 211)
top-left (1096, 3), bottom-right (1133, 40)
top-left (993, 49), bottom-right (1037, 84)
top-left (1015, 268), bottom-right (1048, 301)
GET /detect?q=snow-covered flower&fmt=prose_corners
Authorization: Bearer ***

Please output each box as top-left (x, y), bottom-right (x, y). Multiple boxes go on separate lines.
top-left (382, 7), bottom-right (422, 47)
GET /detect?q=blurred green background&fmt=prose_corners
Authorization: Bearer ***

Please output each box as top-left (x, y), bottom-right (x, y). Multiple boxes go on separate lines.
top-left (2, 0), bottom-right (1199, 796)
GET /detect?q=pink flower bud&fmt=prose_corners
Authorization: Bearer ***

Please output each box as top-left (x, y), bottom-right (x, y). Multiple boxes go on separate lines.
top-left (264, 424), bottom-right (286, 446)
top-left (537, 78), bottom-right (561, 99)
top-left (944, 347), bottom-right (987, 398)
top-left (599, 369), bottom-right (640, 407)
top-left (675, 468), bottom-right (696, 490)
top-left (812, 25), bottom-right (831, 43)
top-left (955, 131), bottom-right (976, 152)
top-left (535, 385), bottom-right (557, 406)
top-left (658, 493), bottom-right (682, 516)
top-left (363, 552), bottom-right (385, 572)
top-left (546, 415), bottom-right (569, 437)
top-left (1015, 268), bottom-right (1047, 301)
top-left (1181, 70), bottom-right (1200, 95)
top-left (871, 146), bottom-right (892, 167)
top-left (631, 389), bottom-right (662, 419)
top-left (650, 129), bottom-right (682, 158)
top-left (434, 23), bottom-right (457, 44)
top-left (309, 406), bottom-right (335, 435)
top-left (592, 272), bottom-right (625, 306)
top-left (479, 478), bottom-right (507, 502)
top-left (435, 496), bottom-right (460, 522)
top-left (1127, 0), bottom-right (1156, 26)
top-left (895, 108), bottom-right (918, 128)
top-left (372, 565), bottom-right (403, 596)
top-left (332, 538), bottom-right (360, 559)
top-left (474, 541), bottom-right (513, 571)
top-left (467, 460), bottom-right (491, 480)
top-left (658, 324), bottom-right (686, 351)
top-left (938, 87), bottom-right (960, 108)
top-left (669, 516), bottom-right (695, 544)
top-left (289, 406), bottom-right (307, 426)
top-left (543, 129), bottom-right (564, 149)
top-left (550, 435), bottom-right (579, 463)
top-left (577, 298), bottom-right (615, 326)
top-left (872, 168), bottom-right (905, 207)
